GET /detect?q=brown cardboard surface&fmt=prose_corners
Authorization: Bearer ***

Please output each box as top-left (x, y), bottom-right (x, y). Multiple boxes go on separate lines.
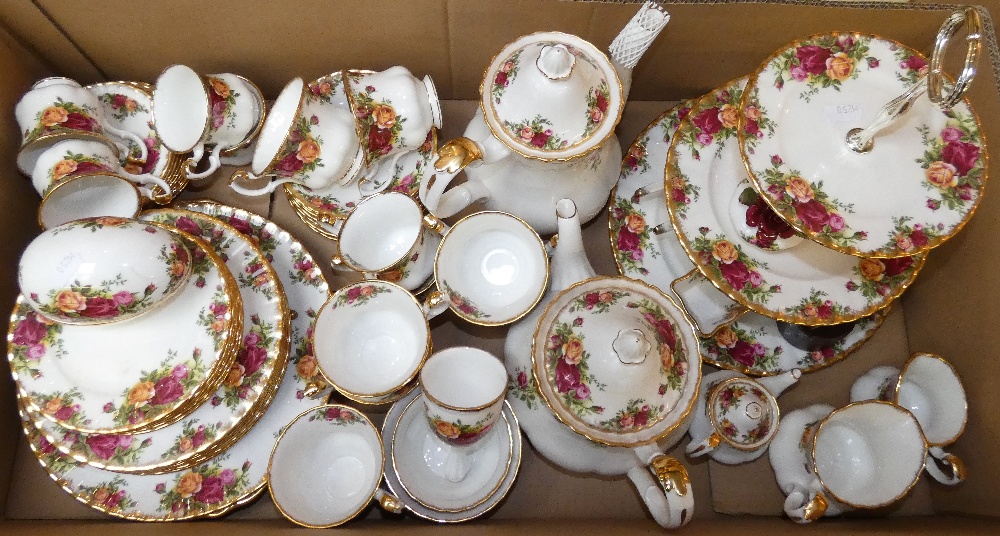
top-left (2, 0), bottom-right (1000, 531)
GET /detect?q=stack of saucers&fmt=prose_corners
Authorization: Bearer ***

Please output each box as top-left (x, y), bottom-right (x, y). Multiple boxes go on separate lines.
top-left (10, 204), bottom-right (333, 520)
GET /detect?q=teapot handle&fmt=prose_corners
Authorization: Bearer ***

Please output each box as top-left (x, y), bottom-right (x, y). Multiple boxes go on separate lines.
top-left (420, 137), bottom-right (492, 218)
top-left (626, 454), bottom-right (694, 529)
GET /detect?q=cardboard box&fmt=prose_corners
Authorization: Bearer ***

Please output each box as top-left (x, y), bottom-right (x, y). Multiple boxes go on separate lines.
top-left (1, 0), bottom-right (999, 532)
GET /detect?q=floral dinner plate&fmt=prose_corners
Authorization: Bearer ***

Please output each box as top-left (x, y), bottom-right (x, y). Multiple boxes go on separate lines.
top-left (19, 202), bottom-right (331, 521)
top-left (10, 226), bottom-right (242, 435)
top-left (740, 33), bottom-right (987, 258)
top-left (666, 75), bottom-right (924, 326)
top-left (22, 208), bottom-right (289, 474)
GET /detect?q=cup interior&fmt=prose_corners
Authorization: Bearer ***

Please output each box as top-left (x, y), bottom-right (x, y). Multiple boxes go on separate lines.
top-left (813, 402), bottom-right (925, 508)
top-left (435, 212), bottom-right (547, 324)
top-left (38, 173), bottom-right (140, 229)
top-left (421, 347), bottom-right (507, 409)
top-left (269, 406), bottom-right (382, 527)
top-left (340, 193), bottom-right (421, 271)
top-left (898, 354), bottom-right (966, 445)
top-left (153, 65), bottom-right (209, 152)
top-left (252, 78), bottom-right (303, 174)
top-left (314, 282), bottom-right (428, 397)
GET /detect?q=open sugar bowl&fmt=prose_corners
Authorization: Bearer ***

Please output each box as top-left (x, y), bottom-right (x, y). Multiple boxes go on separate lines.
top-left (18, 216), bottom-right (192, 326)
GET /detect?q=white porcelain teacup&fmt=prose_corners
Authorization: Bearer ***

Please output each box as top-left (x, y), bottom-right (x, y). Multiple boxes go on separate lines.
top-left (15, 77), bottom-right (148, 175)
top-left (313, 281), bottom-right (447, 404)
top-left (779, 400), bottom-right (927, 523)
top-left (687, 376), bottom-right (781, 458)
top-left (36, 171), bottom-right (149, 230)
top-left (152, 65), bottom-right (265, 179)
top-left (419, 346), bottom-right (508, 482)
top-left (329, 191), bottom-right (443, 291)
top-left (32, 139), bottom-right (172, 200)
top-left (229, 77), bottom-right (362, 196)
top-left (345, 67), bottom-right (442, 175)
top-left (434, 211), bottom-right (549, 326)
top-left (268, 404), bottom-right (402, 528)
top-left (850, 352), bottom-right (967, 485)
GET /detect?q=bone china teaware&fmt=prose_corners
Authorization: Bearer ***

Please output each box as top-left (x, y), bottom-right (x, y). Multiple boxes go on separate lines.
top-left (420, 2), bottom-right (670, 234)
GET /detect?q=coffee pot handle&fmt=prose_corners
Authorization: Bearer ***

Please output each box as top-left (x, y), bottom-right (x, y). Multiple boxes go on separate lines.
top-left (420, 137), bottom-right (492, 218)
top-left (924, 446), bottom-right (966, 485)
top-left (626, 454), bottom-right (694, 529)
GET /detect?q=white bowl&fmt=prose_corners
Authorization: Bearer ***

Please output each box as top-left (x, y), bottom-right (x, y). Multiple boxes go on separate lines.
top-left (18, 216), bottom-right (192, 325)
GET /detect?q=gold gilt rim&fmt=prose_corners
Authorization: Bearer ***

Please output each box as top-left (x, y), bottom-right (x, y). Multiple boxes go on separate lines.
top-left (809, 399), bottom-right (926, 510)
top-left (336, 379), bottom-right (417, 406)
top-left (38, 171), bottom-right (141, 229)
top-left (529, 275), bottom-right (702, 448)
top-left (220, 74), bottom-right (268, 156)
top-left (267, 404), bottom-right (384, 528)
top-left (737, 31), bottom-right (990, 259)
top-left (668, 269), bottom-right (750, 339)
top-left (664, 73), bottom-right (928, 326)
top-left (893, 351), bottom-right (968, 447)
top-left (15, 396), bottom-right (265, 522)
top-left (432, 210), bottom-right (550, 327)
top-left (315, 280), bottom-right (432, 400)
top-left (478, 31), bottom-right (625, 163)
top-left (18, 129), bottom-right (122, 175)
top-left (608, 98), bottom-right (698, 280)
top-left (145, 150), bottom-right (192, 206)
top-left (705, 376), bottom-right (780, 451)
top-left (419, 346), bottom-right (508, 412)
top-left (14, 228), bottom-right (244, 435)
top-left (390, 394), bottom-right (513, 513)
top-left (702, 306), bottom-right (891, 378)
top-left (150, 64), bottom-right (213, 154)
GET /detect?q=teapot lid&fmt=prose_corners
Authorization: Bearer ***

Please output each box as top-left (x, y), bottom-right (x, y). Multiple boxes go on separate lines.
top-left (481, 32), bottom-right (624, 161)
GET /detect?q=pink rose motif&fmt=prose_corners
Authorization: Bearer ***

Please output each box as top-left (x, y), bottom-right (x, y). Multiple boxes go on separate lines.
top-left (867, 57), bottom-right (880, 69)
top-left (194, 476), bottom-right (225, 504)
top-left (171, 364), bottom-right (189, 379)
top-left (882, 256), bottom-right (914, 277)
top-left (27, 344), bottom-right (46, 360)
top-left (590, 109), bottom-right (603, 123)
top-left (796, 45), bottom-right (832, 75)
top-left (73, 161), bottom-right (108, 175)
top-left (574, 383), bottom-right (591, 400)
top-left (910, 227), bottom-right (929, 248)
top-left (173, 216), bottom-right (202, 237)
top-left (227, 217), bottom-right (252, 235)
top-left (827, 213), bottom-right (846, 232)
top-left (554, 359), bottom-right (581, 393)
top-left (617, 227), bottom-right (640, 253)
top-left (752, 342), bottom-right (766, 356)
top-left (903, 55), bottom-right (927, 71)
top-left (192, 426), bottom-right (207, 448)
top-left (55, 404), bottom-right (78, 421)
top-left (817, 301), bottom-right (833, 319)
top-left (326, 407), bottom-right (342, 420)
top-left (634, 407), bottom-right (649, 427)
top-left (837, 35), bottom-right (854, 51)
top-left (112, 94), bottom-right (127, 109)
top-left (744, 118), bottom-right (760, 137)
top-left (771, 155), bottom-right (783, 167)
top-left (113, 291), bottom-right (134, 306)
top-left (692, 107), bottom-right (722, 136)
top-left (150, 375), bottom-right (184, 406)
top-left (728, 340), bottom-right (757, 366)
top-left (211, 102), bottom-right (227, 129)
top-left (596, 91), bottom-right (609, 112)
top-left (219, 468), bottom-right (236, 487)
top-left (494, 72), bottom-right (508, 87)
top-left (958, 185), bottom-right (973, 201)
top-left (80, 296), bottom-right (117, 318)
top-left (517, 370), bottom-right (528, 389)
top-left (940, 127), bottom-right (963, 143)
top-left (275, 153), bottom-right (304, 176)
top-left (719, 260), bottom-right (752, 289)
top-left (13, 314), bottom-right (47, 346)
top-left (38, 436), bottom-right (55, 455)
top-left (671, 187), bottom-right (688, 204)
top-left (789, 65), bottom-right (808, 82)
top-left (696, 132), bottom-right (714, 146)
top-left (244, 331), bottom-right (261, 347)
top-left (239, 345), bottom-right (268, 376)
top-left (748, 270), bottom-right (764, 288)
top-left (61, 112), bottom-right (99, 132)
top-left (118, 435), bottom-right (133, 449)
top-left (368, 127), bottom-right (394, 156)
top-left (85, 434), bottom-right (120, 460)
top-left (794, 199), bottom-right (830, 232)
top-left (531, 129), bottom-right (551, 148)
top-left (941, 140), bottom-right (980, 176)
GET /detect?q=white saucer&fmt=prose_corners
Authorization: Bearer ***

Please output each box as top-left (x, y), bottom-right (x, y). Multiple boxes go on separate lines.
top-left (382, 387), bottom-right (521, 521)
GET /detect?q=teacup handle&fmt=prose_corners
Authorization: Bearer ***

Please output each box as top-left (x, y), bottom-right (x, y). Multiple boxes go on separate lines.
top-left (626, 454), bottom-right (694, 529)
top-left (670, 269), bottom-right (749, 337)
top-left (784, 482), bottom-right (829, 523)
top-left (229, 169), bottom-right (296, 197)
top-left (187, 144), bottom-right (225, 180)
top-left (355, 152), bottom-right (405, 195)
top-left (422, 290), bottom-right (449, 320)
top-left (104, 124), bottom-right (149, 164)
top-left (419, 137), bottom-right (491, 218)
top-left (685, 432), bottom-right (722, 458)
top-left (925, 446), bottom-right (966, 485)
top-left (374, 489), bottom-right (403, 514)
top-left (120, 170), bottom-right (173, 198)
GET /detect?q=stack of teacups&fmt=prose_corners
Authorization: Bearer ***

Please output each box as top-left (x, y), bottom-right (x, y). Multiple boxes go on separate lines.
top-left (15, 77), bottom-right (187, 228)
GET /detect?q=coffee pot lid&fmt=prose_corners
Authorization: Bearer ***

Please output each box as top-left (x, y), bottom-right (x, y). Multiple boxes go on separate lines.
top-left (481, 31), bottom-right (624, 161)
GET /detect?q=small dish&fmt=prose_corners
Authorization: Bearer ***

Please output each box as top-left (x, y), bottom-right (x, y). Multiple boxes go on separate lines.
top-left (382, 387), bottom-right (522, 522)
top-left (11, 227), bottom-right (242, 435)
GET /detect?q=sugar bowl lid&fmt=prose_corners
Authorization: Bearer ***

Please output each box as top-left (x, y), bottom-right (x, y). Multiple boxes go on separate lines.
top-left (531, 277), bottom-right (701, 447)
top-left (481, 31), bottom-right (624, 161)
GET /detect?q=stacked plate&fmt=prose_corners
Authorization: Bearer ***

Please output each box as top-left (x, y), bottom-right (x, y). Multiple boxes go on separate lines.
top-left (11, 202), bottom-right (332, 520)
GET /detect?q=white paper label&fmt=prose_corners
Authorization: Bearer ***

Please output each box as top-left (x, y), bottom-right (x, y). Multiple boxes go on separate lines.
top-left (823, 104), bottom-right (863, 123)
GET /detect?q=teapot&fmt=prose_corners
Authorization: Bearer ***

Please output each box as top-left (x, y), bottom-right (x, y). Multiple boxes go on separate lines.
top-left (504, 199), bottom-right (695, 529)
top-left (420, 2), bottom-right (670, 234)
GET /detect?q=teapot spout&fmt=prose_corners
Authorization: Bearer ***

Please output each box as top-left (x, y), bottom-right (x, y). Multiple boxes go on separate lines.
top-left (608, 2), bottom-right (670, 99)
top-left (758, 369), bottom-right (802, 398)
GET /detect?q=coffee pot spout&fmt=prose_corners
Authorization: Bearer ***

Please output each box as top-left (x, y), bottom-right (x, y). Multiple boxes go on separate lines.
top-left (608, 2), bottom-right (670, 99)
